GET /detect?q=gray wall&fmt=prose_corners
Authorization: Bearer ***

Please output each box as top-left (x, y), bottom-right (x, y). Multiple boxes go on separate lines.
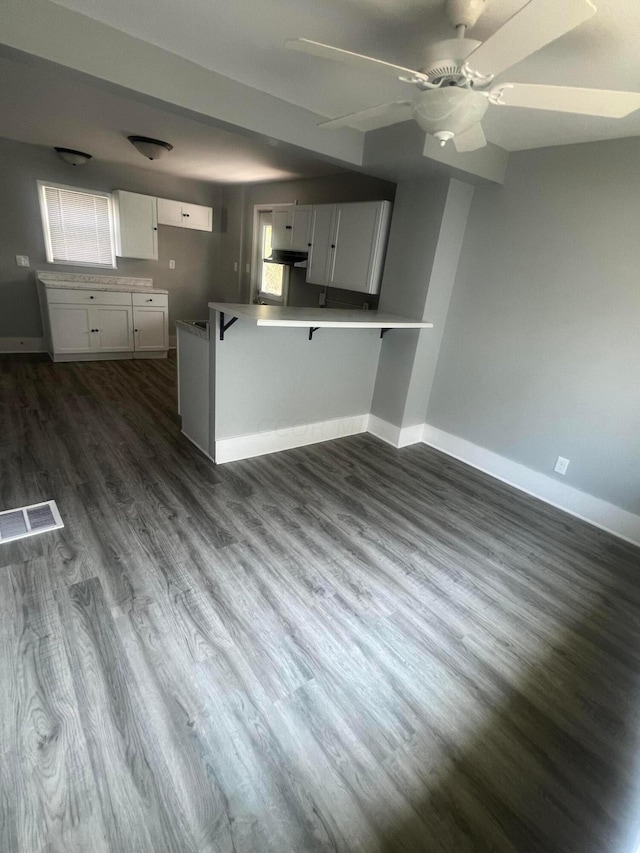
top-left (0, 136), bottom-right (225, 336)
top-left (221, 171), bottom-right (396, 307)
top-left (370, 178), bottom-right (451, 427)
top-left (426, 137), bottom-right (640, 515)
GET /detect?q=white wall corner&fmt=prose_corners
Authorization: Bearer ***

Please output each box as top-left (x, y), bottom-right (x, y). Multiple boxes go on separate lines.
top-left (215, 414), bottom-right (369, 464)
top-left (0, 337), bottom-right (45, 353)
top-left (422, 423), bottom-right (640, 549)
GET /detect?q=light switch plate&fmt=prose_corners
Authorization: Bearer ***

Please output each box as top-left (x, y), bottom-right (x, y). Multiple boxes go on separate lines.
top-left (16, 255), bottom-right (30, 267)
top-left (169, 259), bottom-right (176, 269)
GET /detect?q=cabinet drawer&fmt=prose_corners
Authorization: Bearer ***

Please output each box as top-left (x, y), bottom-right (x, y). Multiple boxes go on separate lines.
top-left (46, 288), bottom-right (133, 306)
top-left (132, 292), bottom-right (168, 308)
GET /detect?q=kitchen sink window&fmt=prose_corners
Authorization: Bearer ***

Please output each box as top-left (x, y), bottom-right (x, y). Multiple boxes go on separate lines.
top-left (38, 181), bottom-right (117, 268)
top-left (254, 208), bottom-right (286, 303)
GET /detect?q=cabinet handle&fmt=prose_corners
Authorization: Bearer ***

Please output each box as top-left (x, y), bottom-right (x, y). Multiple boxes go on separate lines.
top-left (147, 298), bottom-right (153, 302)
top-left (134, 328), bottom-right (138, 332)
top-left (153, 227), bottom-right (158, 231)
top-left (308, 242), bottom-right (312, 247)
top-left (285, 225), bottom-right (292, 230)
top-left (89, 295), bottom-right (94, 299)
top-left (182, 212), bottom-right (190, 217)
top-left (331, 244), bottom-right (336, 249)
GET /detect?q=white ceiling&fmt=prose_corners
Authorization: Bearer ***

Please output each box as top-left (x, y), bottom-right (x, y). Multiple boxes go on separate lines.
top-left (0, 54), bottom-right (344, 183)
top-left (48, 0), bottom-right (640, 151)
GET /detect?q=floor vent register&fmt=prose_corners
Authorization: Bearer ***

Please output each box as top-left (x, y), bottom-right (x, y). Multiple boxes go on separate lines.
top-left (0, 500), bottom-right (64, 544)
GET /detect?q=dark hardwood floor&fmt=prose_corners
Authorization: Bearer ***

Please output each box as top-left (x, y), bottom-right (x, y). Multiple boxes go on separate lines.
top-left (1, 353), bottom-right (639, 853)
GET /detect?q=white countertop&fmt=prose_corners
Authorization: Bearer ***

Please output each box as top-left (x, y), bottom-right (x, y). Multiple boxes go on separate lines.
top-left (208, 302), bottom-right (433, 330)
top-left (37, 271), bottom-right (167, 295)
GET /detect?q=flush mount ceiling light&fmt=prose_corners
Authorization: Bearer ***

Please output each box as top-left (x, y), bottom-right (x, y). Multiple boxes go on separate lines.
top-left (128, 135), bottom-right (173, 160)
top-left (54, 147), bottom-right (92, 166)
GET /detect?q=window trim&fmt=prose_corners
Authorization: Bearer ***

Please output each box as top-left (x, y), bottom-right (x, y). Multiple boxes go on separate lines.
top-left (37, 180), bottom-right (118, 269)
top-left (251, 204), bottom-right (288, 304)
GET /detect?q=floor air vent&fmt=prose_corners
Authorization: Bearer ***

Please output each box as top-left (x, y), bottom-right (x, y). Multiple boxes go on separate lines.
top-left (0, 500), bottom-right (63, 544)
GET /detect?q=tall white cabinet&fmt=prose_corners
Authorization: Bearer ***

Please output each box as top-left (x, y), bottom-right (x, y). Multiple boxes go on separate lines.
top-left (306, 200), bottom-right (392, 295)
top-left (113, 190), bottom-right (158, 260)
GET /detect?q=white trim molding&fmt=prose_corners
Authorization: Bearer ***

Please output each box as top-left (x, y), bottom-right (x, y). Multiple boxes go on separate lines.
top-left (216, 414), bottom-right (369, 464)
top-left (422, 424), bottom-right (640, 549)
top-left (0, 337), bottom-right (45, 353)
top-left (367, 415), bottom-right (423, 449)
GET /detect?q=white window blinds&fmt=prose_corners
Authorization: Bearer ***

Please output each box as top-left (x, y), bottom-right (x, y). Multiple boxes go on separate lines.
top-left (38, 183), bottom-right (116, 267)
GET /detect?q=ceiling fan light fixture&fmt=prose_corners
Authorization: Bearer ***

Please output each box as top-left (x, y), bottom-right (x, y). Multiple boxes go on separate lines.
top-left (54, 147), bottom-right (92, 166)
top-left (128, 135), bottom-right (174, 160)
top-left (412, 87), bottom-right (488, 139)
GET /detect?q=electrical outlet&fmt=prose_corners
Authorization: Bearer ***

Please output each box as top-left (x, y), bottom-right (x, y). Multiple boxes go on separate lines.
top-left (16, 255), bottom-right (30, 267)
top-left (318, 292), bottom-right (326, 307)
top-left (554, 456), bottom-right (570, 475)
top-left (169, 259), bottom-right (175, 270)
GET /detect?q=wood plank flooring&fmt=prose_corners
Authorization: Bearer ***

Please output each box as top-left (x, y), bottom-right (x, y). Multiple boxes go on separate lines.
top-left (1, 353), bottom-right (640, 853)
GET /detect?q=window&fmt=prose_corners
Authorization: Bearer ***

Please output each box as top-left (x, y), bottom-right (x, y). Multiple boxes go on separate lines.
top-left (38, 181), bottom-right (116, 268)
top-left (254, 208), bottom-right (286, 302)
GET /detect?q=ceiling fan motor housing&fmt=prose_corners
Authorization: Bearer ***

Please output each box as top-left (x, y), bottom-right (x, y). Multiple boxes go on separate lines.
top-left (419, 38), bottom-right (481, 86)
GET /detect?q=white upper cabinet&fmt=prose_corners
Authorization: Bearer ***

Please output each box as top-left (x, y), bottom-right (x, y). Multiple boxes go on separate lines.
top-left (113, 190), bottom-right (158, 260)
top-left (307, 205), bottom-right (336, 285)
top-left (306, 200), bottom-right (392, 295)
top-left (271, 204), bottom-right (312, 252)
top-left (156, 197), bottom-right (183, 228)
top-left (157, 197), bottom-right (213, 231)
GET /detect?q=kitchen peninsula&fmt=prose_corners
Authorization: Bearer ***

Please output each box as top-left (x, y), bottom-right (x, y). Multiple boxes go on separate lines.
top-left (177, 303), bottom-right (432, 464)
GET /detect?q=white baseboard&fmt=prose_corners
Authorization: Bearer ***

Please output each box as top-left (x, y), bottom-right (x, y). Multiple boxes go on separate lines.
top-left (422, 424), bottom-right (640, 549)
top-left (215, 414), bottom-right (369, 464)
top-left (181, 430), bottom-right (215, 463)
top-left (367, 415), bottom-right (424, 449)
top-left (0, 337), bottom-right (45, 353)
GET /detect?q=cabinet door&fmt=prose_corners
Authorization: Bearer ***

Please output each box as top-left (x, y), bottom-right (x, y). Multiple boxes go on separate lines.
top-left (290, 205), bottom-right (312, 252)
top-left (49, 304), bottom-right (94, 353)
top-left (94, 306), bottom-right (134, 352)
top-left (330, 202), bottom-right (385, 294)
top-left (133, 307), bottom-right (169, 351)
top-left (157, 198), bottom-right (184, 227)
top-left (181, 202), bottom-right (213, 231)
top-left (306, 205), bottom-right (335, 286)
top-left (271, 205), bottom-right (292, 250)
top-left (114, 190), bottom-right (158, 260)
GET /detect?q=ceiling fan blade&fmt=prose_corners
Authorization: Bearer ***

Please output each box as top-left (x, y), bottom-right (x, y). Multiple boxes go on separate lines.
top-left (495, 83), bottom-right (640, 117)
top-left (466, 0), bottom-right (596, 79)
top-left (319, 100), bottom-right (413, 131)
top-left (453, 123), bottom-right (487, 152)
top-left (285, 38), bottom-right (424, 81)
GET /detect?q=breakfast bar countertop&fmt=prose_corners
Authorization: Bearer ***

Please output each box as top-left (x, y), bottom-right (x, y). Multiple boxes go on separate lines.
top-left (208, 302), bottom-right (433, 330)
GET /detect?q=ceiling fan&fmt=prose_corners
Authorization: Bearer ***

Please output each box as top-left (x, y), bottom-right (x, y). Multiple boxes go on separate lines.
top-left (286, 0), bottom-right (640, 154)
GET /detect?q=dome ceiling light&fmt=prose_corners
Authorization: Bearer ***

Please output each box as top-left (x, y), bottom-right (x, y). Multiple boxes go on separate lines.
top-left (128, 135), bottom-right (174, 161)
top-left (54, 147), bottom-right (92, 166)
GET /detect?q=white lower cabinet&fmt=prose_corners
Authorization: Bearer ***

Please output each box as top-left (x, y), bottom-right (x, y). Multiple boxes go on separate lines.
top-left (39, 281), bottom-right (168, 362)
top-left (49, 304), bottom-right (93, 353)
top-left (134, 307), bottom-right (169, 351)
top-left (94, 306), bottom-right (134, 352)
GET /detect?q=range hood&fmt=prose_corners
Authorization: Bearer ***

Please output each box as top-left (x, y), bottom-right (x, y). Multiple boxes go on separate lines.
top-left (264, 248), bottom-right (308, 267)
